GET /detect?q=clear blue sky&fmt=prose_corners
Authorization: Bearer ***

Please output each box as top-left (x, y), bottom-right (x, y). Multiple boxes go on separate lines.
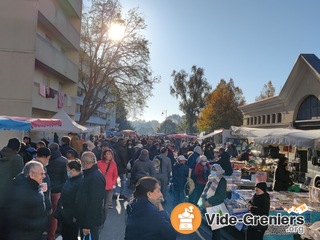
top-left (87, 1), bottom-right (320, 122)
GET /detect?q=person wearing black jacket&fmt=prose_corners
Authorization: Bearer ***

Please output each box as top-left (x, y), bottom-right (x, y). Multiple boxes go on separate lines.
top-left (55, 160), bottom-right (83, 240)
top-left (76, 151), bottom-right (105, 240)
top-left (247, 182), bottom-right (270, 240)
top-left (215, 148), bottom-right (233, 176)
top-left (47, 143), bottom-right (68, 240)
top-left (6, 161), bottom-right (48, 240)
top-left (60, 136), bottom-right (78, 158)
top-left (274, 156), bottom-right (293, 191)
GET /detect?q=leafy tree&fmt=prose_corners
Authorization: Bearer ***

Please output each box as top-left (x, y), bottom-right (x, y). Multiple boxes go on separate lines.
top-left (197, 79), bottom-right (245, 131)
top-left (157, 119), bottom-right (176, 134)
top-left (170, 66), bottom-right (212, 134)
top-left (79, 0), bottom-right (160, 125)
top-left (255, 80), bottom-right (276, 101)
top-left (116, 102), bottom-right (134, 131)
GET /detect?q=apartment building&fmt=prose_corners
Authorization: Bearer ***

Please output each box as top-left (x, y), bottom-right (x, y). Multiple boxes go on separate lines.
top-left (0, 0), bottom-right (116, 134)
top-left (0, 0), bottom-right (82, 118)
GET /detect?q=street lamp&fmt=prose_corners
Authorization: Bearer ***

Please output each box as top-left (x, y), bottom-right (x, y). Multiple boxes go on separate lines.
top-left (162, 110), bottom-right (167, 134)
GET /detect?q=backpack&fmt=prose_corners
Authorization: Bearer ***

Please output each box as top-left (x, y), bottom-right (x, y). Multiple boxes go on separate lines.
top-left (153, 155), bottom-right (163, 174)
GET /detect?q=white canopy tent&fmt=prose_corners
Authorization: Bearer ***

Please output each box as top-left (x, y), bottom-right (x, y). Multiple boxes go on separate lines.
top-left (231, 126), bottom-right (320, 150)
top-left (197, 129), bottom-right (224, 140)
top-left (32, 109), bottom-right (88, 133)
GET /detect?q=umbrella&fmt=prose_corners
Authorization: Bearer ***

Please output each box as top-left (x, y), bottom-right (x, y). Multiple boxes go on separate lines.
top-left (0, 117), bottom-right (31, 131)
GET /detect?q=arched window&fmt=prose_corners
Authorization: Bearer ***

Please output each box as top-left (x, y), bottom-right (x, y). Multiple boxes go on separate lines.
top-left (297, 95), bottom-right (320, 120)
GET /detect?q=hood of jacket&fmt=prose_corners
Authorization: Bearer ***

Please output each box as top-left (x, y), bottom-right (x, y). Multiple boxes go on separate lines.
top-left (0, 147), bottom-right (17, 161)
top-left (50, 149), bottom-right (62, 159)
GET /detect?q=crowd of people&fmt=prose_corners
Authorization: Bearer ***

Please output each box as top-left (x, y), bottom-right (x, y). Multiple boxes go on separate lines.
top-left (0, 133), bottom-right (272, 240)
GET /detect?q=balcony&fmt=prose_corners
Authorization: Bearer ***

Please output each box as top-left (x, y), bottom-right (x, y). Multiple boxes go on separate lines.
top-left (36, 34), bottom-right (78, 83)
top-left (38, 0), bottom-right (80, 50)
top-left (58, 0), bottom-right (82, 18)
top-left (32, 83), bottom-right (76, 113)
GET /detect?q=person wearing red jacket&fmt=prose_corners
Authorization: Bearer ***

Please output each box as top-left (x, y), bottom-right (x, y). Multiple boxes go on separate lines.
top-left (194, 155), bottom-right (211, 204)
top-left (97, 149), bottom-right (118, 211)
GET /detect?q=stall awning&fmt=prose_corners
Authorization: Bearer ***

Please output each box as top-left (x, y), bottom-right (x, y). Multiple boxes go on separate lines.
top-left (198, 129), bottom-right (224, 140)
top-left (0, 116), bottom-right (61, 129)
top-left (0, 117), bottom-right (31, 131)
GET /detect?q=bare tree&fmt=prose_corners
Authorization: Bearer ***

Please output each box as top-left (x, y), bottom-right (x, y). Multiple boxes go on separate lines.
top-left (79, 0), bottom-right (159, 124)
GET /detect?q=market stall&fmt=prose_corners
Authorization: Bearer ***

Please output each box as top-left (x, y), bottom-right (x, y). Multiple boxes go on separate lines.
top-left (226, 189), bottom-right (320, 240)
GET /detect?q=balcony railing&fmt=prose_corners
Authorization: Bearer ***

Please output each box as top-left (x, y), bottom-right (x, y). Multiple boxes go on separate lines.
top-left (36, 35), bottom-right (78, 83)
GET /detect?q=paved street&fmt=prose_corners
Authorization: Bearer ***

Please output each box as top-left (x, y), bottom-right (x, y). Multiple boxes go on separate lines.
top-left (99, 179), bottom-right (212, 240)
top-left (45, 176), bottom-right (246, 240)
top-left (50, 176), bottom-right (212, 240)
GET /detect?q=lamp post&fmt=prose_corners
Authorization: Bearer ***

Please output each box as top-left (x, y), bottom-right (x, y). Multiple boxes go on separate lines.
top-left (162, 110), bottom-right (167, 134)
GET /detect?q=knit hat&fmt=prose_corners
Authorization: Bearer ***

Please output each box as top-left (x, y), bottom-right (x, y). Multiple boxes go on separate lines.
top-left (256, 182), bottom-right (267, 193)
top-left (212, 164), bottom-right (225, 175)
top-left (7, 138), bottom-right (21, 152)
top-left (194, 146), bottom-right (203, 155)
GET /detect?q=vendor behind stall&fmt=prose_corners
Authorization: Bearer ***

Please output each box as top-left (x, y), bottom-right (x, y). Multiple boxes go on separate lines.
top-left (247, 182), bottom-right (270, 240)
top-left (215, 148), bottom-right (233, 176)
top-left (274, 156), bottom-right (293, 191)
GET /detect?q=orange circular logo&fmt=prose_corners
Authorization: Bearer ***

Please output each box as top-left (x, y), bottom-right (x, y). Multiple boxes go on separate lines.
top-left (170, 202), bottom-right (202, 234)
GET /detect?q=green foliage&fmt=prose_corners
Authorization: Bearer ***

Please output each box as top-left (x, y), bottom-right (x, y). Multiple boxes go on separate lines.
top-left (197, 79), bottom-right (246, 131)
top-left (130, 120), bottom-right (159, 135)
top-left (255, 80), bottom-right (276, 101)
top-left (116, 102), bottom-right (134, 131)
top-left (157, 119), bottom-right (177, 134)
top-left (170, 65), bottom-right (212, 134)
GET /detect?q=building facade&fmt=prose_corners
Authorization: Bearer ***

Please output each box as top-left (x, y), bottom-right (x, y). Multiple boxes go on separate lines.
top-left (0, 0), bottom-right (82, 118)
top-left (0, 0), bottom-right (116, 135)
top-left (239, 54), bottom-right (320, 130)
top-left (239, 54), bottom-right (320, 180)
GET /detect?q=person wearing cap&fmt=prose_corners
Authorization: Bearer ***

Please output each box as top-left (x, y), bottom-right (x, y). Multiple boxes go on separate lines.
top-left (172, 155), bottom-right (189, 206)
top-left (247, 182), bottom-right (270, 240)
top-left (0, 138), bottom-right (24, 238)
top-left (202, 164), bottom-right (227, 240)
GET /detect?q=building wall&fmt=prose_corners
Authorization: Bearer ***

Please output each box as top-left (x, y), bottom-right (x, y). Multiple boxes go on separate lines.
top-left (0, 0), bottom-right (81, 119)
top-left (0, 0), bottom-right (38, 116)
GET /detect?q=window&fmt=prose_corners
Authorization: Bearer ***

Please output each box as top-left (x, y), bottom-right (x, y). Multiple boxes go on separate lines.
top-left (262, 115), bottom-right (266, 124)
top-left (267, 115), bottom-right (270, 124)
top-left (254, 117), bottom-right (257, 125)
top-left (277, 113), bottom-right (282, 123)
top-left (258, 116), bottom-right (261, 124)
top-left (272, 114), bottom-right (276, 123)
top-left (247, 118), bottom-right (250, 125)
top-left (297, 95), bottom-right (320, 120)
